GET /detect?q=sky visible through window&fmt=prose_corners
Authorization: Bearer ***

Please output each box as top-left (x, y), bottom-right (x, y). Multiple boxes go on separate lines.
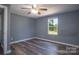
top-left (53, 18), bottom-right (58, 25)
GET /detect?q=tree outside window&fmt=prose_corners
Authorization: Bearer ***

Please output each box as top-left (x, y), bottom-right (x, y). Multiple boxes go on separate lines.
top-left (48, 17), bottom-right (58, 35)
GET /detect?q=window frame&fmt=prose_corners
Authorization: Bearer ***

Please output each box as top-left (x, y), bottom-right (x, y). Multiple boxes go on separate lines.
top-left (48, 17), bottom-right (58, 35)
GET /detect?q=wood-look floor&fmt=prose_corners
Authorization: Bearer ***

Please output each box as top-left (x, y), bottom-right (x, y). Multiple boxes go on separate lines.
top-left (10, 39), bottom-right (79, 55)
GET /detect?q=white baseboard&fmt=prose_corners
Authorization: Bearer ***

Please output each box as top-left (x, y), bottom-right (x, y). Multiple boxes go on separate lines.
top-left (10, 37), bottom-right (36, 44)
top-left (35, 37), bottom-right (79, 48)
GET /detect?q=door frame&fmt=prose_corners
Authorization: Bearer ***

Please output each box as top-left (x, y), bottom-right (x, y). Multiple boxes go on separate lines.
top-left (0, 5), bottom-right (8, 54)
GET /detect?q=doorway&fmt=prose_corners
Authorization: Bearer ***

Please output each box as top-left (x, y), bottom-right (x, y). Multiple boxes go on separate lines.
top-left (0, 8), bottom-right (4, 54)
top-left (0, 5), bottom-right (8, 55)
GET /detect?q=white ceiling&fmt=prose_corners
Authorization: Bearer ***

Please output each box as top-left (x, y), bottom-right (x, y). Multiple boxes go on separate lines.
top-left (10, 4), bottom-right (79, 18)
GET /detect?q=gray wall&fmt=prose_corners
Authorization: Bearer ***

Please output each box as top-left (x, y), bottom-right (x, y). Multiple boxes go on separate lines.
top-left (36, 11), bottom-right (79, 45)
top-left (11, 14), bottom-right (36, 42)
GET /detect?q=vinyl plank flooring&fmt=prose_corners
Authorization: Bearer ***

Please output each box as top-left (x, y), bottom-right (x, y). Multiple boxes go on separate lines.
top-left (10, 39), bottom-right (79, 55)
top-left (20, 42), bottom-right (48, 55)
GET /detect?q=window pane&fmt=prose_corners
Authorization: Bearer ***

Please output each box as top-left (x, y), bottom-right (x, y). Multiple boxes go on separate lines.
top-left (48, 17), bottom-right (58, 35)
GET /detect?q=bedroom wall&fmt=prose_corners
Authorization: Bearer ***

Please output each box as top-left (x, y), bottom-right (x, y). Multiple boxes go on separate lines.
top-left (11, 13), bottom-right (36, 42)
top-left (36, 11), bottom-right (79, 45)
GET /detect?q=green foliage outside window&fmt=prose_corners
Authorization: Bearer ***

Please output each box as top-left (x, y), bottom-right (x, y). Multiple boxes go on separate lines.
top-left (48, 18), bottom-right (58, 35)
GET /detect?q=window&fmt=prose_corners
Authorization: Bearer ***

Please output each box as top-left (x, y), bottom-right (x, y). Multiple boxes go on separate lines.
top-left (48, 17), bottom-right (58, 35)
